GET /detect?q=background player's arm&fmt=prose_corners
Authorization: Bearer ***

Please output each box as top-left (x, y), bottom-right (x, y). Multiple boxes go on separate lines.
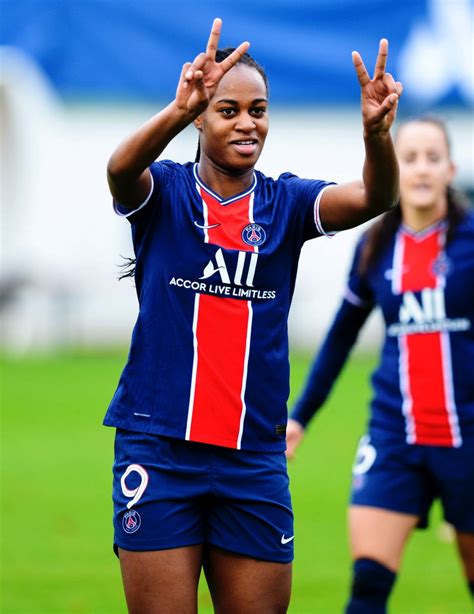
top-left (319, 39), bottom-right (403, 231)
top-left (287, 296), bottom-right (372, 459)
top-left (106, 18), bottom-right (249, 209)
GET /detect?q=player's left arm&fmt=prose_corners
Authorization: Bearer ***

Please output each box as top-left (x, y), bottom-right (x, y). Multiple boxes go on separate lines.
top-left (319, 39), bottom-right (403, 232)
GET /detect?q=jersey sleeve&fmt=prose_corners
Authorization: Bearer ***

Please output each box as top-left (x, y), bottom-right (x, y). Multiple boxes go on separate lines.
top-left (344, 235), bottom-right (375, 309)
top-left (113, 160), bottom-right (175, 225)
top-left (281, 173), bottom-right (337, 241)
top-left (290, 237), bottom-right (374, 427)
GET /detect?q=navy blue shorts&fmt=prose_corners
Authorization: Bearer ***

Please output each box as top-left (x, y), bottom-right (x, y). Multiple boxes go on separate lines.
top-left (112, 429), bottom-right (294, 563)
top-left (350, 433), bottom-right (474, 532)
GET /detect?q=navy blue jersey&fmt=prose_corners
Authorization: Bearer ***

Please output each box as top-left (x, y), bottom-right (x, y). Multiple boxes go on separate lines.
top-left (292, 212), bottom-right (474, 447)
top-left (104, 160), bottom-right (334, 451)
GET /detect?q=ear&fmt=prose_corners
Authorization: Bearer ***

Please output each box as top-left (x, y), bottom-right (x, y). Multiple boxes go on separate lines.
top-left (448, 161), bottom-right (457, 183)
top-left (194, 116), bottom-right (203, 131)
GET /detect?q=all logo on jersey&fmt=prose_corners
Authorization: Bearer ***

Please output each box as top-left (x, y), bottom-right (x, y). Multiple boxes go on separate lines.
top-left (242, 223), bottom-right (266, 247)
top-left (200, 249), bottom-right (258, 286)
top-left (387, 287), bottom-right (470, 336)
top-left (169, 248), bottom-right (276, 300)
top-left (122, 509), bottom-right (141, 534)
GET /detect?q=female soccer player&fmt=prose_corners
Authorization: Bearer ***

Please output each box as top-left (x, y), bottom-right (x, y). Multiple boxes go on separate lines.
top-left (288, 116), bottom-right (474, 613)
top-left (104, 18), bottom-right (402, 613)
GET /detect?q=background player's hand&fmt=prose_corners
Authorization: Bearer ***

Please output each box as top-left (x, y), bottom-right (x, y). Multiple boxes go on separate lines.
top-left (175, 18), bottom-right (250, 117)
top-left (286, 419), bottom-right (305, 460)
top-left (353, 39), bottom-right (403, 136)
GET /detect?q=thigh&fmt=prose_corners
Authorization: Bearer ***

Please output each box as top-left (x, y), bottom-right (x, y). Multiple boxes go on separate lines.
top-left (429, 443), bottom-right (474, 533)
top-left (119, 545), bottom-right (203, 614)
top-left (204, 545), bottom-right (292, 614)
top-left (350, 434), bottom-right (434, 525)
top-left (348, 505), bottom-right (419, 571)
top-left (113, 430), bottom-right (210, 552)
top-left (455, 531), bottom-right (474, 581)
top-left (209, 447), bottom-right (294, 564)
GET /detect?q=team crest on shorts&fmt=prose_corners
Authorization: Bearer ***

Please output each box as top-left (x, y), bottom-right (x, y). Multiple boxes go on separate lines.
top-left (123, 509), bottom-right (141, 534)
top-left (242, 223), bottom-right (266, 247)
top-left (352, 475), bottom-right (366, 491)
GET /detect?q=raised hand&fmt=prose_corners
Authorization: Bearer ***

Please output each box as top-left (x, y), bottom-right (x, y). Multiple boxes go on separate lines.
top-left (175, 18), bottom-right (250, 117)
top-left (353, 39), bottom-right (403, 136)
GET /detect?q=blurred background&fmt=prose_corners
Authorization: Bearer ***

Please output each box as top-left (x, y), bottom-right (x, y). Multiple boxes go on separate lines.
top-left (1, 1), bottom-right (473, 612)
top-left (1, 0), bottom-right (472, 354)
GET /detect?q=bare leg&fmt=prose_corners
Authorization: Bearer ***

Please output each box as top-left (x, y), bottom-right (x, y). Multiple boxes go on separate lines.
top-left (455, 531), bottom-right (474, 582)
top-left (204, 545), bottom-right (292, 614)
top-left (348, 505), bottom-right (419, 571)
top-left (118, 545), bottom-right (203, 614)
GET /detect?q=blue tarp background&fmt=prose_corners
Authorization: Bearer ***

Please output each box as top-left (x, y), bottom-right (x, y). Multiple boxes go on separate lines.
top-left (0, 0), bottom-right (471, 106)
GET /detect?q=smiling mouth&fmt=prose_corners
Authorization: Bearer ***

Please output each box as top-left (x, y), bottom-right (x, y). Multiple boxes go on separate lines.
top-left (230, 140), bottom-right (259, 155)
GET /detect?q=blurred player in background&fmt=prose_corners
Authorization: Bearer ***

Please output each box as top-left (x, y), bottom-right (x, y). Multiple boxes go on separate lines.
top-left (287, 116), bottom-right (474, 613)
top-left (104, 17), bottom-right (402, 613)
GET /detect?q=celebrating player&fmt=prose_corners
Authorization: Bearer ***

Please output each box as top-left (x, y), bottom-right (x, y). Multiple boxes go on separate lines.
top-left (104, 18), bottom-right (402, 613)
top-left (287, 116), bottom-right (474, 612)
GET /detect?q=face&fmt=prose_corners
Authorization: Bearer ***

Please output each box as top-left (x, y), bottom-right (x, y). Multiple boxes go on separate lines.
top-left (195, 65), bottom-right (269, 172)
top-left (396, 121), bottom-right (455, 216)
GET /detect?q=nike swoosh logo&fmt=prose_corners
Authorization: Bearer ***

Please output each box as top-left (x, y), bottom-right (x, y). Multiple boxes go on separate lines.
top-left (194, 221), bottom-right (221, 230)
top-left (281, 535), bottom-right (295, 545)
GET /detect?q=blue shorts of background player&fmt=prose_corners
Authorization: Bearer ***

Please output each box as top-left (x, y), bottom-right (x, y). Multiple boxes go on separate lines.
top-left (113, 429), bottom-right (294, 564)
top-left (351, 432), bottom-right (474, 532)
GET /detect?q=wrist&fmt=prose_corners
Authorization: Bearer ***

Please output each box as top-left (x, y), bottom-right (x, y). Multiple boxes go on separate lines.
top-left (168, 100), bottom-right (200, 125)
top-left (363, 127), bottom-right (391, 141)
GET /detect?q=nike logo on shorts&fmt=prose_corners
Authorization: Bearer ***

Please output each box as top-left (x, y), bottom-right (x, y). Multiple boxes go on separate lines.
top-left (281, 534), bottom-right (295, 545)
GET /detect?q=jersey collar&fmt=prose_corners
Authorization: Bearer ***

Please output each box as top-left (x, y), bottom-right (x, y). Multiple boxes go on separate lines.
top-left (400, 218), bottom-right (448, 241)
top-left (193, 163), bottom-right (257, 205)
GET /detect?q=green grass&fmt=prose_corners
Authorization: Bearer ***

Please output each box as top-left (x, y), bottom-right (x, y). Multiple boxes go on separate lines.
top-left (1, 351), bottom-right (471, 613)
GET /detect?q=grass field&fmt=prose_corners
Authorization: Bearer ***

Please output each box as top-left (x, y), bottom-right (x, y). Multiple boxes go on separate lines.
top-left (1, 350), bottom-right (471, 613)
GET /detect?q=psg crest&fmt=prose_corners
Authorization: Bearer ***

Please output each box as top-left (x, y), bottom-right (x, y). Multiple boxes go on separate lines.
top-left (242, 223), bottom-right (266, 247)
top-left (122, 509), bottom-right (141, 534)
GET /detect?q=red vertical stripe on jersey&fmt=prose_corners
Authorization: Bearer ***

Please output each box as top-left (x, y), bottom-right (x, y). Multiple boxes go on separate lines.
top-left (187, 188), bottom-right (255, 448)
top-left (400, 230), bottom-right (438, 291)
top-left (188, 294), bottom-right (250, 448)
top-left (200, 188), bottom-right (256, 252)
top-left (397, 229), bottom-right (456, 446)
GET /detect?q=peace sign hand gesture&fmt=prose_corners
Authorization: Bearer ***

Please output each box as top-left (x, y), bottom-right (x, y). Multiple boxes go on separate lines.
top-left (353, 39), bottom-right (403, 136)
top-left (175, 18), bottom-right (250, 117)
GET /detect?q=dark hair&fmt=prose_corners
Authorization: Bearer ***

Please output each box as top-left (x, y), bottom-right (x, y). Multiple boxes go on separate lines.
top-left (194, 48), bottom-right (269, 162)
top-left (358, 116), bottom-right (468, 277)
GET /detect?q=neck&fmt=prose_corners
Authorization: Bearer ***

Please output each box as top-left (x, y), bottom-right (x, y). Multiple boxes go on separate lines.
top-left (197, 158), bottom-right (255, 200)
top-left (401, 202), bottom-right (448, 233)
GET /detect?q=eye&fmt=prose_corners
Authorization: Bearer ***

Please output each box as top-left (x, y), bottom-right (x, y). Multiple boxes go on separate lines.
top-left (251, 106), bottom-right (267, 117)
top-left (218, 107), bottom-right (237, 117)
top-left (428, 152), bottom-right (441, 162)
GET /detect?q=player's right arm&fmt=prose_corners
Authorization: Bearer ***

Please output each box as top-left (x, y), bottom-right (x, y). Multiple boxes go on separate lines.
top-left (106, 18), bottom-right (249, 209)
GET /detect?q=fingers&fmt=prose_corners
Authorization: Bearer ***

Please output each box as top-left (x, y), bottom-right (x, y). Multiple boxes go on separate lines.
top-left (373, 38), bottom-right (388, 79)
top-left (180, 62), bottom-right (192, 89)
top-left (206, 17), bottom-right (222, 59)
top-left (219, 40), bottom-right (251, 74)
top-left (372, 92), bottom-right (399, 123)
top-left (183, 53), bottom-right (207, 88)
top-left (352, 50), bottom-right (371, 87)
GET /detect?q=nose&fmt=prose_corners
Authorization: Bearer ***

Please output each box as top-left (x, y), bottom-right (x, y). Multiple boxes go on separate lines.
top-left (235, 113), bottom-right (256, 132)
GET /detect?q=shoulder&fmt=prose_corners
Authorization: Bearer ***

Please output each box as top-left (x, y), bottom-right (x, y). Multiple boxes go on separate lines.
top-left (459, 208), bottom-right (474, 232)
top-left (258, 170), bottom-right (334, 200)
top-left (150, 159), bottom-right (194, 185)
